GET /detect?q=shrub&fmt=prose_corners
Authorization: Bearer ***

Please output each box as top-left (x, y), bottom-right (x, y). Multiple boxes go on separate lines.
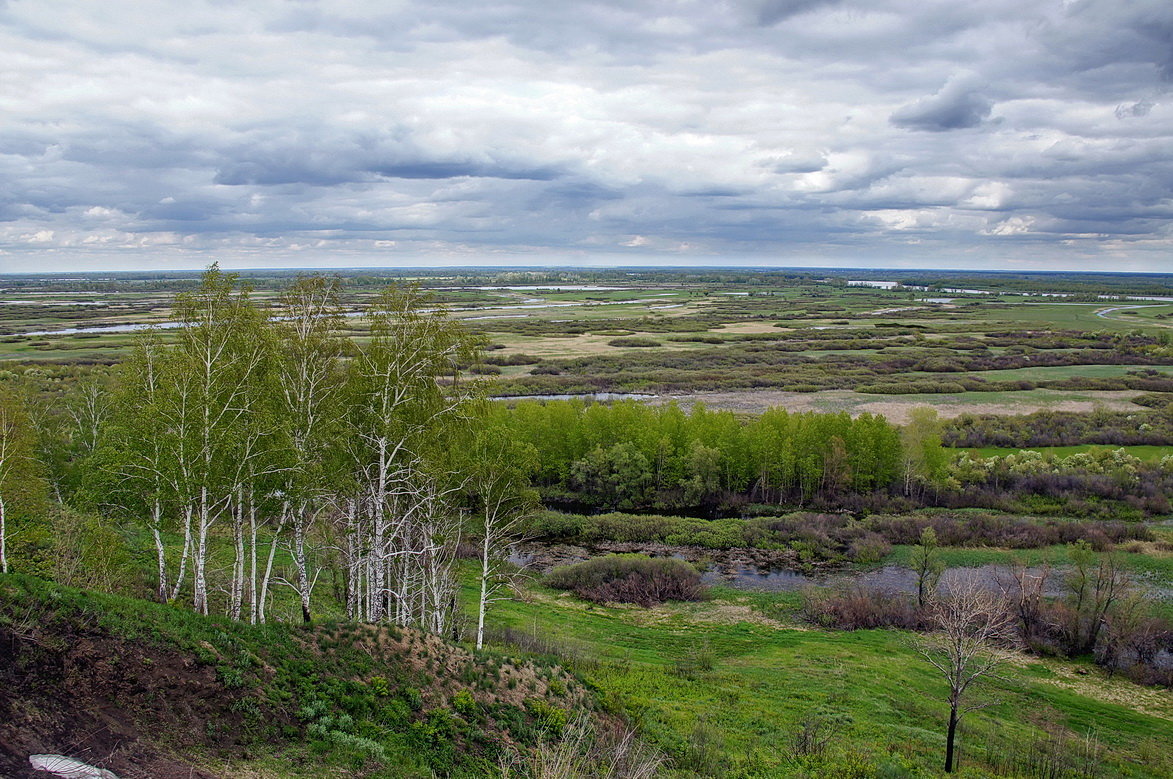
top-left (546, 554), bottom-right (704, 606)
top-left (607, 337), bottom-right (661, 347)
top-left (451, 689), bottom-right (478, 717)
top-left (800, 583), bottom-right (925, 630)
top-left (483, 353), bottom-right (542, 366)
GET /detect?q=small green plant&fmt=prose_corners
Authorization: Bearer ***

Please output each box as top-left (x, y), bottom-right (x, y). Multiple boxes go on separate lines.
top-left (368, 675), bottom-right (391, 697)
top-left (451, 689), bottom-right (478, 717)
top-left (524, 698), bottom-right (568, 735)
top-left (216, 666), bottom-right (246, 689)
top-left (402, 687), bottom-right (424, 711)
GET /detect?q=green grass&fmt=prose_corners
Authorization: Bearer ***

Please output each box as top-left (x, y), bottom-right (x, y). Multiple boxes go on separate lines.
top-left (932, 365), bottom-right (1173, 382)
top-left (967, 302), bottom-right (1171, 332)
top-left (473, 570), bottom-right (1173, 777)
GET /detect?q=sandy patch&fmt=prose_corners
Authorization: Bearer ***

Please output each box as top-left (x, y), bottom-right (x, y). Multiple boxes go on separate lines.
top-left (713, 321), bottom-right (788, 334)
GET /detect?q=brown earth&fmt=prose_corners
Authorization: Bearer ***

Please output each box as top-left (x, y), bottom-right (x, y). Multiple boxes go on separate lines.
top-left (0, 595), bottom-right (589, 779)
top-left (0, 624), bottom-right (253, 778)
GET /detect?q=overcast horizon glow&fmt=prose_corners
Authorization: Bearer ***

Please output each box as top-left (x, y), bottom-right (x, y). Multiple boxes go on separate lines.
top-left (2, 1), bottom-right (1173, 274)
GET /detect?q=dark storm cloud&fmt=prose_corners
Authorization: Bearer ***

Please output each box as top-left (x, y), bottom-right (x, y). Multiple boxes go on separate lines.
top-left (891, 80), bottom-right (993, 132)
top-left (1, 0), bottom-right (1172, 271)
top-left (755, 0), bottom-right (842, 25)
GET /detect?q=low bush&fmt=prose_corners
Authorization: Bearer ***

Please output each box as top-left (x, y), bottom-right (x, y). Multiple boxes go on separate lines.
top-left (607, 337), bottom-right (661, 348)
top-left (546, 554), bottom-right (704, 606)
top-left (483, 353), bottom-right (542, 366)
top-left (800, 583), bottom-right (925, 631)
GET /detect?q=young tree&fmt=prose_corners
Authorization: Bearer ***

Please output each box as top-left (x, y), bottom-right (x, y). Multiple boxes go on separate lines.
top-left (0, 386), bottom-right (46, 574)
top-left (466, 415), bottom-right (539, 649)
top-left (901, 407), bottom-right (947, 497)
top-left (910, 526), bottom-right (944, 608)
top-left (916, 573), bottom-right (1016, 773)
top-left (171, 265), bottom-right (271, 615)
top-left (99, 331), bottom-right (187, 602)
top-left (1061, 540), bottom-right (1129, 657)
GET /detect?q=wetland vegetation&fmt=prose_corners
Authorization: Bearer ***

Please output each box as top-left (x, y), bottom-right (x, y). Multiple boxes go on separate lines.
top-left (1, 266), bottom-right (1171, 777)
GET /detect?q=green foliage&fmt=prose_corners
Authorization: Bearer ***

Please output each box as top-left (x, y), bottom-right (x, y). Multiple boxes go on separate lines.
top-left (504, 399), bottom-right (903, 511)
top-left (523, 697), bottom-right (568, 735)
top-left (451, 689), bottom-right (478, 718)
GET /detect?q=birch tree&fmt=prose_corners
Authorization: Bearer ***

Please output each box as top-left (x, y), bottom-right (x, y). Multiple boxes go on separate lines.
top-left (99, 331), bottom-right (189, 602)
top-left (345, 284), bottom-right (481, 626)
top-left (270, 275), bottom-right (347, 623)
top-left (0, 385), bottom-right (44, 574)
top-left (172, 265), bottom-right (271, 615)
top-left (466, 415), bottom-right (539, 649)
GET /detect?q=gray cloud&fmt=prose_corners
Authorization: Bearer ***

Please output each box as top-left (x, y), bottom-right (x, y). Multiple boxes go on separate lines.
top-left (1, 1), bottom-right (1172, 272)
top-left (755, 0), bottom-right (842, 26)
top-left (891, 79), bottom-right (994, 132)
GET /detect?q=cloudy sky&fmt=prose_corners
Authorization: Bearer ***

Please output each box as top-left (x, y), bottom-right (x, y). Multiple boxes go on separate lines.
top-left (2, 0), bottom-right (1172, 273)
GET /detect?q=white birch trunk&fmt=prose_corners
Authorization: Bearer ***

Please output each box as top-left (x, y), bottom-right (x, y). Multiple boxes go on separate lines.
top-left (152, 510), bottom-right (168, 603)
top-left (249, 498), bottom-right (259, 624)
top-left (230, 493), bottom-right (244, 620)
top-left (477, 531), bottom-right (490, 650)
top-left (293, 505), bottom-right (312, 623)
top-left (0, 495), bottom-right (7, 575)
top-left (258, 507), bottom-right (287, 625)
top-left (194, 486), bottom-right (210, 615)
top-left (168, 505), bottom-right (194, 602)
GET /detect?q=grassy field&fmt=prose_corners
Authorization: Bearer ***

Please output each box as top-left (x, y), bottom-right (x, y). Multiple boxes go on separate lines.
top-left (922, 365), bottom-right (1173, 382)
top-left (472, 571), bottom-right (1173, 777)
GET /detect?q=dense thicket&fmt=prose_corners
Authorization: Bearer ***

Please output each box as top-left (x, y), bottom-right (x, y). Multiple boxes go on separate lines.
top-left (497, 400), bottom-right (909, 513)
top-left (943, 407), bottom-right (1173, 447)
top-left (546, 554), bottom-right (703, 606)
top-left (494, 399), bottom-right (1173, 518)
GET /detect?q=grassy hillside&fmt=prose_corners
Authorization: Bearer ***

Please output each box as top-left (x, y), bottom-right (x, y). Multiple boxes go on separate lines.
top-left (0, 574), bottom-right (592, 778)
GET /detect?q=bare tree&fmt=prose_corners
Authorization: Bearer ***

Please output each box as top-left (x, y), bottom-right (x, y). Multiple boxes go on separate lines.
top-left (916, 572), bottom-right (1017, 773)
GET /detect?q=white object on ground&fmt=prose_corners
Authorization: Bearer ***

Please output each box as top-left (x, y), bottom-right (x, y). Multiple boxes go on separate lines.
top-left (28, 754), bottom-right (120, 779)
